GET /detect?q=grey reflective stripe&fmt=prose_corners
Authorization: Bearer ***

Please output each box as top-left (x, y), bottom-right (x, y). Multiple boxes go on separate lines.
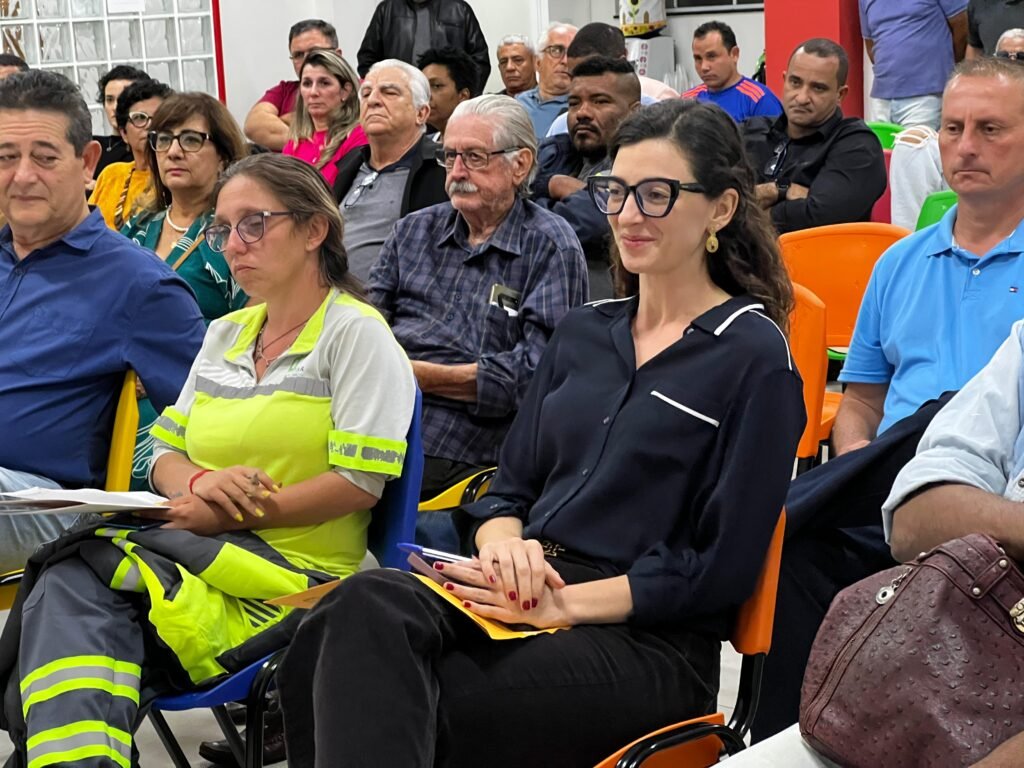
top-left (153, 414), bottom-right (185, 439)
top-left (195, 375), bottom-right (330, 400)
top-left (27, 730), bottom-right (131, 766)
top-left (116, 564), bottom-right (142, 593)
top-left (21, 667), bottom-right (140, 702)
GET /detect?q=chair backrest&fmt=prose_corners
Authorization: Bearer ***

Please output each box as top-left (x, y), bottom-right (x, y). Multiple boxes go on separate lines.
top-left (731, 510), bottom-right (786, 656)
top-left (788, 285), bottom-right (828, 462)
top-left (104, 371), bottom-right (140, 492)
top-left (368, 387), bottom-right (424, 570)
top-left (870, 148), bottom-right (892, 224)
top-left (915, 189), bottom-right (958, 230)
top-left (780, 222), bottom-right (910, 348)
top-left (867, 121), bottom-right (902, 150)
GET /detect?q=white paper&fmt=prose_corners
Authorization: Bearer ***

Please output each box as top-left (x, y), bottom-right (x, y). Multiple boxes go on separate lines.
top-left (0, 487), bottom-right (169, 515)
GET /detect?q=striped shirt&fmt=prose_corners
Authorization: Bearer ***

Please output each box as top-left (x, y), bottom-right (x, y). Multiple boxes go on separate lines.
top-left (682, 75), bottom-right (783, 123)
top-left (368, 199), bottom-right (588, 467)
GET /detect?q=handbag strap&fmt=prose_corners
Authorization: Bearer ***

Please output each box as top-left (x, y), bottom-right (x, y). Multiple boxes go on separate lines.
top-left (169, 235), bottom-right (202, 272)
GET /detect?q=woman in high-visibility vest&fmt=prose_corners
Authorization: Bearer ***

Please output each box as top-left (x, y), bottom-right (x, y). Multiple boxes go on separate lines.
top-left (1, 154), bottom-right (416, 767)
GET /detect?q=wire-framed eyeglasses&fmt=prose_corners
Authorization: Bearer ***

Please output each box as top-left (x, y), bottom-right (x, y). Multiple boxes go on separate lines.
top-left (434, 147), bottom-right (523, 171)
top-left (587, 175), bottom-right (706, 218)
top-left (204, 211), bottom-right (295, 253)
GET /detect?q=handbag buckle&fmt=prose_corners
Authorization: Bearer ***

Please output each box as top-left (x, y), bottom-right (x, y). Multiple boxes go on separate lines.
top-left (1010, 598), bottom-right (1024, 635)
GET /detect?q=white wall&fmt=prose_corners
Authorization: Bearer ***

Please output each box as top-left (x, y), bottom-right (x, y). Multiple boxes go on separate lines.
top-left (217, 0), bottom-right (542, 124)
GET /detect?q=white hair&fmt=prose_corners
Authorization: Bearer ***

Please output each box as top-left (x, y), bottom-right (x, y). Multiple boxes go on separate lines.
top-left (366, 58), bottom-right (430, 111)
top-left (497, 34), bottom-right (535, 55)
top-left (448, 95), bottom-right (538, 196)
top-left (997, 28), bottom-right (1024, 49)
top-left (537, 23), bottom-right (578, 56)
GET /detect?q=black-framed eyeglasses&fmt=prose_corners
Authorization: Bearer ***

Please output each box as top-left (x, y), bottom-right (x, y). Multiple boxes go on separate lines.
top-left (148, 129), bottom-right (211, 153)
top-left (763, 139), bottom-right (790, 179)
top-left (540, 44), bottom-right (567, 59)
top-left (588, 175), bottom-right (705, 218)
top-left (995, 50), bottom-right (1024, 61)
top-left (204, 211), bottom-right (294, 252)
top-left (435, 147), bottom-right (522, 170)
top-left (127, 111), bottom-right (153, 129)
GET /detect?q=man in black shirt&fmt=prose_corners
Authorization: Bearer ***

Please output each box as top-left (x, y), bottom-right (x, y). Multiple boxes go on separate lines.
top-left (967, 0), bottom-right (1024, 56)
top-left (743, 38), bottom-right (887, 234)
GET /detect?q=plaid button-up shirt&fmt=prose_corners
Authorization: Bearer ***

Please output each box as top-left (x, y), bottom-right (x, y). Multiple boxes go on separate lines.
top-left (368, 198), bottom-right (588, 466)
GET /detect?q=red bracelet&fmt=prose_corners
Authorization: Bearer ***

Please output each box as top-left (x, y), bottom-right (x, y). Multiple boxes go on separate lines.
top-left (188, 469), bottom-right (211, 494)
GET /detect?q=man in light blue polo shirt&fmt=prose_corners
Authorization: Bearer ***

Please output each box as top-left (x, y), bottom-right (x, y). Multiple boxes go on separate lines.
top-left (516, 23), bottom-right (577, 138)
top-left (834, 55), bottom-right (1024, 456)
top-left (0, 71), bottom-right (205, 571)
top-left (752, 55), bottom-right (1024, 744)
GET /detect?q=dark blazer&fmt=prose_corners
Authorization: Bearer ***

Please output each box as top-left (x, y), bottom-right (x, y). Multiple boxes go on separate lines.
top-left (332, 134), bottom-right (448, 216)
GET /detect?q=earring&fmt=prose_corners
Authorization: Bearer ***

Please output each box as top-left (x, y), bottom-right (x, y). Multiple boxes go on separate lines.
top-left (706, 231), bottom-right (719, 254)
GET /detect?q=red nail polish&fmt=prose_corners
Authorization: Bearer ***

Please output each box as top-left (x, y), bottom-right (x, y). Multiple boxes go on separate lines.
top-left (444, 582), bottom-right (455, 591)
top-left (488, 575), bottom-right (496, 584)
top-left (522, 600), bottom-right (530, 611)
top-left (462, 601), bottom-right (472, 608)
top-left (433, 562), bottom-right (445, 571)
top-left (509, 591), bottom-right (517, 601)
top-left (531, 598), bottom-right (538, 608)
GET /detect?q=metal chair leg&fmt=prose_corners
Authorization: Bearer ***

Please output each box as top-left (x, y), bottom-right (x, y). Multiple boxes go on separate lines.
top-left (212, 704), bottom-right (248, 767)
top-left (245, 650), bottom-right (285, 768)
top-left (147, 708), bottom-right (192, 768)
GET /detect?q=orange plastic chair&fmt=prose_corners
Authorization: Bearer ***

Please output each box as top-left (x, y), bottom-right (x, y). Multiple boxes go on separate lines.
top-left (780, 223), bottom-right (909, 443)
top-left (789, 285), bottom-right (828, 472)
top-left (595, 511), bottom-right (787, 768)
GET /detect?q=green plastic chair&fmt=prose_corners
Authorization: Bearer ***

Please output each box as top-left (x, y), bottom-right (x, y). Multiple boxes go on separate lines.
top-left (915, 190), bottom-right (958, 230)
top-left (867, 121), bottom-right (903, 150)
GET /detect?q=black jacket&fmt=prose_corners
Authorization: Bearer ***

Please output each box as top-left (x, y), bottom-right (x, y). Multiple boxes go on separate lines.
top-left (332, 134), bottom-right (448, 216)
top-left (357, 0), bottom-right (490, 90)
top-left (743, 108), bottom-right (887, 234)
top-left (530, 134), bottom-right (613, 299)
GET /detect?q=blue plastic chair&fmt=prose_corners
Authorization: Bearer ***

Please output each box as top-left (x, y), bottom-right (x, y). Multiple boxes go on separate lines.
top-left (147, 389), bottom-right (424, 768)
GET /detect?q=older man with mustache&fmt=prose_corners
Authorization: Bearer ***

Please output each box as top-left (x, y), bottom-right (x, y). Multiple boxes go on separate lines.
top-left (368, 94), bottom-right (588, 528)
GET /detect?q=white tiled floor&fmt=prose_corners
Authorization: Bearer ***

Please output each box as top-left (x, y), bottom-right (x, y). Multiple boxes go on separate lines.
top-left (0, 607), bottom-right (742, 767)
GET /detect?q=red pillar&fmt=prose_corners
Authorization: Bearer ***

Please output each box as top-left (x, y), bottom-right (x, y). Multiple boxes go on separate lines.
top-left (765, 0), bottom-right (864, 118)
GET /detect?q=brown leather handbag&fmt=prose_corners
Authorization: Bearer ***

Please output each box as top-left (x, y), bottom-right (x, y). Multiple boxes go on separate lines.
top-left (799, 534), bottom-right (1024, 767)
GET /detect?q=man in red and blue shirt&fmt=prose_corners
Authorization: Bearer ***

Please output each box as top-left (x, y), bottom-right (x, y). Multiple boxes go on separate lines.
top-left (682, 20), bottom-right (782, 123)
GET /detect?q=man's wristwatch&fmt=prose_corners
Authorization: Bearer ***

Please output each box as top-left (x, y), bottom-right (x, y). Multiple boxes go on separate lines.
top-left (775, 179), bottom-right (790, 205)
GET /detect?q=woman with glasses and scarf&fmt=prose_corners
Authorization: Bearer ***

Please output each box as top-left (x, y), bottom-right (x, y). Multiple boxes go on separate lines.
top-left (284, 49), bottom-right (367, 185)
top-left (121, 92), bottom-right (250, 491)
top-left (279, 98), bottom-right (805, 768)
top-left (0, 154), bottom-right (416, 765)
top-left (88, 79), bottom-right (172, 229)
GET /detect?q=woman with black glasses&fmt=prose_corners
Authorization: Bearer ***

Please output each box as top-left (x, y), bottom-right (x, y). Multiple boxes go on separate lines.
top-left (121, 92), bottom-right (250, 490)
top-left (279, 98), bottom-right (806, 767)
top-left (88, 79), bottom-right (172, 229)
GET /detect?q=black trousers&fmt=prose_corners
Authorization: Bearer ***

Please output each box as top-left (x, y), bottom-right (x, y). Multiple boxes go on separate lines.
top-left (279, 568), bottom-right (720, 768)
top-left (419, 456), bottom-right (485, 502)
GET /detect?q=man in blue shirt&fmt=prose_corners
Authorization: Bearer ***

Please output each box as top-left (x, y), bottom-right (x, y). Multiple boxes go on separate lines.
top-left (0, 71), bottom-right (205, 571)
top-left (682, 20), bottom-right (783, 123)
top-left (516, 23), bottom-right (577, 138)
top-left (753, 56), bottom-right (1024, 742)
top-left (860, 0), bottom-right (968, 130)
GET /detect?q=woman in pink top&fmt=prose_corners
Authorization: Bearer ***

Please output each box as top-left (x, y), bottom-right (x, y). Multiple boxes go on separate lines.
top-left (284, 50), bottom-right (366, 186)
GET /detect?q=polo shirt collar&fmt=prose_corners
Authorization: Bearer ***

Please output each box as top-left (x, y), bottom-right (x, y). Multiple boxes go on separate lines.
top-left (690, 295), bottom-right (768, 335)
top-left (438, 198), bottom-right (527, 260)
top-left (524, 87), bottom-right (567, 106)
top-left (923, 204), bottom-right (1024, 261)
top-left (0, 208), bottom-right (107, 263)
